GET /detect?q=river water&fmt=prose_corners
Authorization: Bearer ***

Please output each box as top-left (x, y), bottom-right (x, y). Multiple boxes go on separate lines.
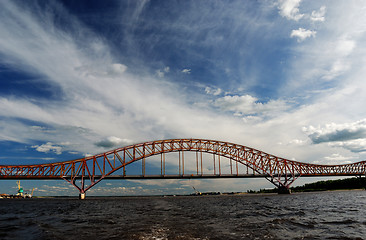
top-left (1, 190), bottom-right (366, 240)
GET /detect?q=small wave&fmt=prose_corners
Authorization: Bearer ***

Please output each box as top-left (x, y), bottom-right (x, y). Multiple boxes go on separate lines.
top-left (271, 218), bottom-right (316, 229)
top-left (322, 219), bottom-right (358, 225)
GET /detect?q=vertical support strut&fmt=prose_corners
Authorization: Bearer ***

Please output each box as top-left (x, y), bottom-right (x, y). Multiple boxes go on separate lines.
top-left (142, 157), bottom-right (145, 176)
top-left (179, 151), bottom-right (181, 176)
top-left (213, 154), bottom-right (216, 175)
top-left (230, 158), bottom-right (233, 175)
top-left (142, 144), bottom-right (146, 176)
top-left (236, 159), bottom-right (239, 176)
top-left (161, 153), bottom-right (163, 176)
top-left (218, 154), bottom-right (221, 176)
top-left (200, 151), bottom-right (203, 175)
top-left (123, 150), bottom-right (126, 177)
top-left (163, 152), bottom-right (165, 175)
top-left (79, 176), bottom-right (86, 199)
top-left (182, 151), bottom-right (185, 176)
top-left (196, 151), bottom-right (199, 175)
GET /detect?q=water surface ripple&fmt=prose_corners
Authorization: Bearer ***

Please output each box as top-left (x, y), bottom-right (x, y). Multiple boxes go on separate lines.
top-left (1, 190), bottom-right (366, 239)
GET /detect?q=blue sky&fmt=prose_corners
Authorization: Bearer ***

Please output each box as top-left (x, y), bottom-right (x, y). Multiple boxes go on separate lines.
top-left (1, 0), bottom-right (366, 196)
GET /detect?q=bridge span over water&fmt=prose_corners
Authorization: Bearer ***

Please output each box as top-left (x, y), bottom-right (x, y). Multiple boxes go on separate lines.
top-left (1, 138), bottom-right (366, 198)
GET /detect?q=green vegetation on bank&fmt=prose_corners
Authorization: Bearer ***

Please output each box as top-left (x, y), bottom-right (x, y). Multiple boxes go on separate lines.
top-left (247, 177), bottom-right (366, 194)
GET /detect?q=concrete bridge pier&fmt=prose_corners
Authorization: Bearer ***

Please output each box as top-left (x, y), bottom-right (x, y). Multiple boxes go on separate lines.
top-left (278, 186), bottom-right (291, 194)
top-left (79, 192), bottom-right (86, 200)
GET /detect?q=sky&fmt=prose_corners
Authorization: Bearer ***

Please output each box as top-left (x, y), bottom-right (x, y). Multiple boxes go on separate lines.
top-left (1, 0), bottom-right (366, 196)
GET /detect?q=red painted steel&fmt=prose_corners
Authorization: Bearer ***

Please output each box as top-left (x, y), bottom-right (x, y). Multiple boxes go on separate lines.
top-left (1, 138), bottom-right (366, 194)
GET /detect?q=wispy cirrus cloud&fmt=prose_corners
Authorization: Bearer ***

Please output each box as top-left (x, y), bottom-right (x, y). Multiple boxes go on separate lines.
top-left (0, 1), bottom-right (265, 158)
top-left (213, 95), bottom-right (289, 116)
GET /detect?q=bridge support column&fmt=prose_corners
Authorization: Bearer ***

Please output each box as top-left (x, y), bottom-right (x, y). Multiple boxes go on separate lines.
top-left (278, 186), bottom-right (291, 194)
top-left (79, 192), bottom-right (86, 200)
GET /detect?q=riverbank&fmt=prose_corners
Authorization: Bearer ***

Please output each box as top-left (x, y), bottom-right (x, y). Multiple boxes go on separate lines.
top-left (247, 177), bottom-right (366, 194)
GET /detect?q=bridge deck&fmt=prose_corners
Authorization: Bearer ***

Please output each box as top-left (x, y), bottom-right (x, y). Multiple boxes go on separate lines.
top-left (1, 173), bottom-right (363, 180)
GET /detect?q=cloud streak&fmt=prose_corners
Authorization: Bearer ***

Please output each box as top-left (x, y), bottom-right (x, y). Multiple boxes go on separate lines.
top-left (213, 95), bottom-right (289, 116)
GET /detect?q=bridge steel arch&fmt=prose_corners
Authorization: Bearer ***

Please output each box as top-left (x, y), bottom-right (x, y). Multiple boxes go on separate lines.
top-left (1, 138), bottom-right (366, 197)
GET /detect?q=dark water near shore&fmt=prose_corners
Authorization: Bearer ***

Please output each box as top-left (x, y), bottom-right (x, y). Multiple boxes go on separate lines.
top-left (1, 190), bottom-right (366, 240)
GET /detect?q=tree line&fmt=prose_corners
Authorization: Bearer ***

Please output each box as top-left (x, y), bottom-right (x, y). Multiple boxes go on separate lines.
top-left (247, 177), bottom-right (366, 194)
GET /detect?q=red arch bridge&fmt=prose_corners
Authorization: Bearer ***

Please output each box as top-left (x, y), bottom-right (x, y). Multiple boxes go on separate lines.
top-left (1, 138), bottom-right (366, 198)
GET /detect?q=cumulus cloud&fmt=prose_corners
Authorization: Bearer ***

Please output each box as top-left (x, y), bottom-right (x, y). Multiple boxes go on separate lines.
top-left (95, 136), bottom-right (133, 149)
top-left (213, 95), bottom-right (288, 116)
top-left (327, 139), bottom-right (366, 153)
top-left (181, 69), bottom-right (191, 74)
top-left (310, 6), bottom-right (326, 22)
top-left (31, 142), bottom-right (63, 155)
top-left (205, 86), bottom-right (222, 96)
top-left (303, 119), bottom-right (366, 152)
top-left (277, 0), bottom-right (304, 21)
top-left (290, 28), bottom-right (316, 42)
top-left (304, 119), bottom-right (366, 144)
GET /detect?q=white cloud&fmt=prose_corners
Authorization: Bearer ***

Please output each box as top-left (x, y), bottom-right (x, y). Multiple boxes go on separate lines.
top-left (31, 142), bottom-right (63, 155)
top-left (277, 0), bottom-right (304, 21)
top-left (242, 115), bottom-right (262, 123)
top-left (155, 66), bottom-right (170, 78)
top-left (156, 69), bottom-right (164, 77)
top-left (328, 139), bottom-right (366, 153)
top-left (303, 119), bottom-right (366, 144)
top-left (181, 68), bottom-right (191, 74)
top-left (213, 95), bottom-right (288, 116)
top-left (324, 153), bottom-right (353, 162)
top-left (282, 1), bottom-right (366, 92)
top-left (95, 136), bottom-right (133, 148)
top-left (303, 119), bottom-right (366, 152)
top-left (205, 86), bottom-right (222, 96)
top-left (109, 63), bottom-right (127, 75)
top-left (321, 38), bottom-right (355, 80)
top-left (288, 139), bottom-right (308, 146)
top-left (321, 60), bottom-right (350, 81)
top-left (290, 28), bottom-right (316, 42)
top-left (335, 39), bottom-right (355, 56)
top-left (310, 6), bottom-right (326, 22)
